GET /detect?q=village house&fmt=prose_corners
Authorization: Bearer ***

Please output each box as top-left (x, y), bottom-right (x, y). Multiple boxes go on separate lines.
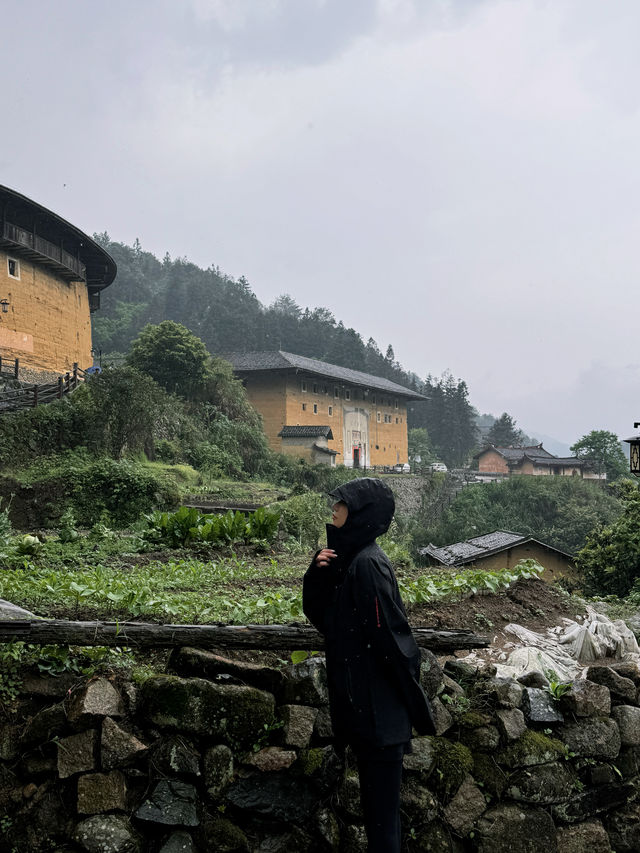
top-left (0, 185), bottom-right (116, 380)
top-left (226, 351), bottom-right (425, 467)
top-left (474, 444), bottom-right (605, 481)
top-left (419, 530), bottom-right (576, 584)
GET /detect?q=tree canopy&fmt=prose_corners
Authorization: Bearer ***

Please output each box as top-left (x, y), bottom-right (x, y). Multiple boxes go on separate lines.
top-left (570, 430), bottom-right (628, 482)
top-left (408, 372), bottom-right (478, 467)
top-left (576, 480), bottom-right (640, 596)
top-left (127, 321), bottom-right (212, 399)
top-left (417, 475), bottom-right (622, 557)
top-left (485, 412), bottom-right (525, 447)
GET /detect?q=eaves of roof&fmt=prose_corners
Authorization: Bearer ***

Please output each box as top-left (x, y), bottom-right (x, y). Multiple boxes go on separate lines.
top-left (313, 443), bottom-right (339, 455)
top-left (420, 533), bottom-right (574, 565)
top-left (0, 184), bottom-right (116, 290)
top-left (225, 351), bottom-right (426, 400)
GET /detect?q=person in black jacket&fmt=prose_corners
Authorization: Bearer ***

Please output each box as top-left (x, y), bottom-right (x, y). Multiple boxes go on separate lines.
top-left (303, 477), bottom-right (434, 853)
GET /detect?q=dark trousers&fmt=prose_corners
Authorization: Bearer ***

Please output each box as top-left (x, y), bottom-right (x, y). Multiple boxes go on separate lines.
top-left (356, 743), bottom-right (405, 853)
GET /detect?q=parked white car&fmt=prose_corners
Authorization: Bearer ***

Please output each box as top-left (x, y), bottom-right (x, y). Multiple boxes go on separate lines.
top-left (429, 462), bottom-right (448, 473)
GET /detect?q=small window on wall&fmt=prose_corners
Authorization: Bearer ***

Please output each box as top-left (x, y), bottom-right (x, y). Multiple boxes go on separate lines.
top-left (7, 258), bottom-right (19, 280)
top-left (396, 417), bottom-right (399, 424)
top-left (372, 395), bottom-right (376, 404)
top-left (395, 399), bottom-right (398, 409)
top-left (312, 383), bottom-right (318, 393)
top-left (328, 406), bottom-right (333, 416)
top-left (313, 404), bottom-right (318, 414)
top-left (302, 403), bottom-right (307, 411)
top-left (334, 387), bottom-right (339, 397)
top-left (377, 412), bottom-right (381, 422)
top-left (345, 389), bottom-right (351, 401)
top-left (301, 381), bottom-right (307, 392)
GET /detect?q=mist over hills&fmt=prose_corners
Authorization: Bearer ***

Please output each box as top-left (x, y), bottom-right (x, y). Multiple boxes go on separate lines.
top-left (92, 235), bottom-right (574, 461)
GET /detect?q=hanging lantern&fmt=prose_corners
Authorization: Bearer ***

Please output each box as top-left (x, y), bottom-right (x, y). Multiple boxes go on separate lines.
top-left (624, 425), bottom-right (640, 475)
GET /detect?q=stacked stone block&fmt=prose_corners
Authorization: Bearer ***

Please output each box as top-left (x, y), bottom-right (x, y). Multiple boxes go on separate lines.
top-left (2, 651), bottom-right (640, 851)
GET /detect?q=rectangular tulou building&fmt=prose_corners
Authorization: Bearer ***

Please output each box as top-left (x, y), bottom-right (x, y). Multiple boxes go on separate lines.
top-left (226, 351), bottom-right (425, 468)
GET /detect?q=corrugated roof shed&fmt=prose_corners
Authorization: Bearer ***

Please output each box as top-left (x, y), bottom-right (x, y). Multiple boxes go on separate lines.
top-left (225, 351), bottom-right (425, 400)
top-left (419, 529), bottom-right (573, 566)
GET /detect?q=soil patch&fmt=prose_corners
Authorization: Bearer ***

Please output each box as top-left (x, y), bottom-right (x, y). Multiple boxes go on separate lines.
top-left (407, 578), bottom-right (582, 661)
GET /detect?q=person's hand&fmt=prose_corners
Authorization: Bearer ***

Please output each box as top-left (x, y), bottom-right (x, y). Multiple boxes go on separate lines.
top-left (315, 548), bottom-right (337, 568)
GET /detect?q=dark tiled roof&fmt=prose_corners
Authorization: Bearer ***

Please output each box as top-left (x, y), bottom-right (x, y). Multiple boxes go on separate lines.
top-left (419, 529), bottom-right (573, 565)
top-left (420, 531), bottom-right (526, 565)
top-left (225, 351), bottom-right (425, 400)
top-left (480, 444), bottom-right (555, 461)
top-left (526, 455), bottom-right (586, 467)
top-left (278, 425), bottom-right (334, 439)
top-left (313, 443), bottom-right (339, 455)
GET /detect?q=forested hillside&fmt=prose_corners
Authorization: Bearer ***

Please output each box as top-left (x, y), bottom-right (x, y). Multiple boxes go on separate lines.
top-left (91, 235), bottom-right (418, 389)
top-left (91, 236), bottom-right (482, 466)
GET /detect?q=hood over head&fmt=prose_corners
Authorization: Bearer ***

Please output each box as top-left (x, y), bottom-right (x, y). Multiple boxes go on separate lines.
top-left (326, 478), bottom-right (395, 568)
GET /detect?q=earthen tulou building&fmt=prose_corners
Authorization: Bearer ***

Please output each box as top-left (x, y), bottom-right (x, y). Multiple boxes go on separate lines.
top-left (0, 185), bottom-right (116, 382)
top-left (227, 351), bottom-right (425, 467)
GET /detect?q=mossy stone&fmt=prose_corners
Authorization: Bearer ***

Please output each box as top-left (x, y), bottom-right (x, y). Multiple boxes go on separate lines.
top-left (142, 676), bottom-right (275, 750)
top-left (299, 747), bottom-right (324, 775)
top-left (199, 816), bottom-right (249, 852)
top-left (497, 729), bottom-right (567, 769)
top-left (458, 711), bottom-right (492, 729)
top-left (473, 753), bottom-right (509, 799)
top-left (431, 736), bottom-right (474, 801)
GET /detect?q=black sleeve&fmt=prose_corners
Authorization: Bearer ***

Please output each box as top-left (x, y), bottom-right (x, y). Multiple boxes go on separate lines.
top-left (353, 552), bottom-right (436, 735)
top-left (302, 554), bottom-right (339, 635)
top-left (351, 552), bottom-right (419, 670)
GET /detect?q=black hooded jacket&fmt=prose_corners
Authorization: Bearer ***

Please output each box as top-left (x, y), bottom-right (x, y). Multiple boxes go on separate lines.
top-left (303, 478), bottom-right (435, 748)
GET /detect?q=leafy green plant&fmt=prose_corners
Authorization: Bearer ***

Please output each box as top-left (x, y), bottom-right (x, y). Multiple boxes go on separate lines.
top-left (0, 643), bottom-right (26, 704)
top-left (0, 498), bottom-right (13, 550)
top-left (247, 506), bottom-right (280, 541)
top-left (16, 534), bottom-right (43, 555)
top-left (290, 650), bottom-right (320, 665)
top-left (397, 559), bottom-right (544, 605)
top-left (252, 718), bottom-right (284, 752)
top-left (544, 668), bottom-right (572, 701)
top-left (58, 507), bottom-right (80, 543)
top-left (143, 505), bottom-right (280, 548)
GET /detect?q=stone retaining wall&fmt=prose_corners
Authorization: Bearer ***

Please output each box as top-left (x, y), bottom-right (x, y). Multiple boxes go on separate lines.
top-left (1, 648), bottom-right (640, 852)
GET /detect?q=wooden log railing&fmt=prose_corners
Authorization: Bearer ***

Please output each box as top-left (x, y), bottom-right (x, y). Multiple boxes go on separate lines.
top-left (0, 363), bottom-right (86, 413)
top-left (0, 621), bottom-right (488, 653)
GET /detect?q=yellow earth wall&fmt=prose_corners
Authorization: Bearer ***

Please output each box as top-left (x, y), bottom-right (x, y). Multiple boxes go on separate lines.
top-left (465, 542), bottom-right (576, 584)
top-left (241, 373), bottom-right (287, 451)
top-left (240, 369), bottom-right (409, 466)
top-left (284, 373), bottom-right (408, 467)
top-left (0, 249), bottom-right (92, 374)
top-left (478, 449), bottom-right (510, 473)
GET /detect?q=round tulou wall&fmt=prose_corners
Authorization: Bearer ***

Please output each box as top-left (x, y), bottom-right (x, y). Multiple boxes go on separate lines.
top-left (1, 647), bottom-right (640, 852)
top-left (0, 249), bottom-right (93, 377)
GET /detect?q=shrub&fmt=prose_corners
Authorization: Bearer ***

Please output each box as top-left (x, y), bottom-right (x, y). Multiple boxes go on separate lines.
top-left (276, 492), bottom-right (328, 549)
top-left (68, 458), bottom-right (181, 525)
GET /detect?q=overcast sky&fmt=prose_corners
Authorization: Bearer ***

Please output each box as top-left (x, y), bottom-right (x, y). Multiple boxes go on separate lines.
top-left (3, 0), bottom-right (640, 446)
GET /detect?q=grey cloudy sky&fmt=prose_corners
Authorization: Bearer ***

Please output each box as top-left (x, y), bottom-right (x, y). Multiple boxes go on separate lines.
top-left (4, 0), bottom-right (640, 446)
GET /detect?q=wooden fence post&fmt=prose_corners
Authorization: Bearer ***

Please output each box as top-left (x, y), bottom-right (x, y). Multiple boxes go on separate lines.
top-left (64, 372), bottom-right (70, 394)
top-left (32, 384), bottom-right (38, 407)
top-left (72, 362), bottom-right (78, 389)
top-left (14, 358), bottom-right (18, 380)
top-left (57, 377), bottom-right (63, 398)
